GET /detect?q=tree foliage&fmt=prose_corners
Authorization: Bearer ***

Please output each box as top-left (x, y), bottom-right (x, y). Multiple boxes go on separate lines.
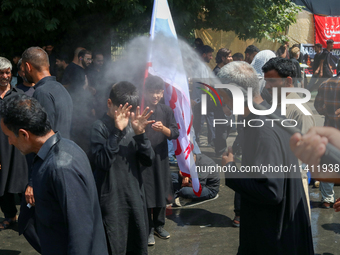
top-left (0, 0), bottom-right (301, 56)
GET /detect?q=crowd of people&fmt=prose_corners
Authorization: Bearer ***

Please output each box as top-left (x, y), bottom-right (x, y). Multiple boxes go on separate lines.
top-left (0, 37), bottom-right (339, 255)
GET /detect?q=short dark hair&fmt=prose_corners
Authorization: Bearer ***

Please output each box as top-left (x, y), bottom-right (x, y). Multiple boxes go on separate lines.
top-left (245, 45), bottom-right (260, 54)
top-left (93, 52), bottom-right (103, 59)
top-left (145, 75), bottom-right (164, 91)
top-left (327, 39), bottom-right (334, 45)
top-left (194, 38), bottom-right (204, 48)
top-left (0, 94), bottom-right (51, 136)
top-left (262, 57), bottom-right (297, 78)
top-left (276, 45), bottom-right (286, 57)
top-left (22, 47), bottom-right (49, 71)
top-left (315, 43), bottom-right (323, 49)
top-left (13, 53), bottom-right (21, 58)
top-left (199, 45), bottom-right (214, 55)
top-left (78, 50), bottom-right (92, 59)
top-left (215, 48), bottom-right (232, 64)
top-left (232, 53), bottom-right (244, 61)
top-left (56, 53), bottom-right (70, 64)
top-left (109, 81), bottom-right (139, 111)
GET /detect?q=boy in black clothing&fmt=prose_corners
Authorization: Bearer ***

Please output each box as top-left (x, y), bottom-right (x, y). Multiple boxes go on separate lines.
top-left (142, 75), bottom-right (179, 246)
top-left (90, 81), bottom-right (155, 255)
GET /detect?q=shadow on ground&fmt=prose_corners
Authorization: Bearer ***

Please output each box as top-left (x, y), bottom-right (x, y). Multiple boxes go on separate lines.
top-left (0, 250), bottom-right (21, 255)
top-left (167, 208), bottom-right (232, 228)
top-left (322, 223), bottom-right (340, 234)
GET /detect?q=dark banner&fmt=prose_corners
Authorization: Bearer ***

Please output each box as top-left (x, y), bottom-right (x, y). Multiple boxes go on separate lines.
top-left (294, 0), bottom-right (340, 16)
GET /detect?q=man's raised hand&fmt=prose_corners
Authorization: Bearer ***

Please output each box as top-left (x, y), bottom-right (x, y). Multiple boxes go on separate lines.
top-left (114, 103), bottom-right (133, 131)
top-left (130, 106), bottom-right (155, 135)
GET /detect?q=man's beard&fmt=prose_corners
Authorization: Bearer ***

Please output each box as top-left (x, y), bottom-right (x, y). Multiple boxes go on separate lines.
top-left (82, 60), bottom-right (88, 68)
top-left (24, 71), bottom-right (34, 83)
top-left (21, 75), bottom-right (29, 83)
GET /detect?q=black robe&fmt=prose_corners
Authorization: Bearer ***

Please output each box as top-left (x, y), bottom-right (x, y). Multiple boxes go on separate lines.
top-left (0, 87), bottom-right (28, 196)
top-left (90, 114), bottom-right (154, 255)
top-left (142, 103), bottom-right (179, 208)
top-left (225, 101), bottom-right (314, 255)
top-left (30, 132), bottom-right (108, 255)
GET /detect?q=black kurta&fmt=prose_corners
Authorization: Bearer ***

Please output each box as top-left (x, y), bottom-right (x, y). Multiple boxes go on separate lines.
top-left (143, 103), bottom-right (179, 208)
top-left (33, 76), bottom-right (73, 139)
top-left (0, 87), bottom-right (28, 196)
top-left (225, 101), bottom-right (314, 255)
top-left (30, 132), bottom-right (107, 255)
top-left (90, 114), bottom-right (154, 255)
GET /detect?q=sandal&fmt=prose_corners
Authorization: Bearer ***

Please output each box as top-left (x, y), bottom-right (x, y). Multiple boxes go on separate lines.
top-left (0, 217), bottom-right (17, 230)
top-left (232, 216), bottom-right (240, 228)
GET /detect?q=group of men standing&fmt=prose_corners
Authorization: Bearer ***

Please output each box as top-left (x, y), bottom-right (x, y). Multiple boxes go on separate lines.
top-left (0, 45), bottom-right (181, 255)
top-left (0, 37), bottom-right (336, 255)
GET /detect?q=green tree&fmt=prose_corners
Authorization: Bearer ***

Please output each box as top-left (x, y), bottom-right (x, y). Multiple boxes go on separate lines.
top-left (0, 0), bottom-right (300, 57)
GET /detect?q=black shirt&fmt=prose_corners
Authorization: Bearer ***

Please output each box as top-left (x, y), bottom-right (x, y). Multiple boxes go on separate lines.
top-left (16, 83), bottom-right (35, 96)
top-left (62, 62), bottom-right (85, 91)
top-left (213, 65), bottom-right (221, 76)
top-left (31, 132), bottom-right (108, 255)
top-left (313, 52), bottom-right (322, 73)
top-left (48, 53), bottom-right (57, 77)
top-left (86, 65), bottom-right (103, 89)
top-left (321, 49), bottom-right (333, 78)
top-left (33, 76), bottom-right (73, 139)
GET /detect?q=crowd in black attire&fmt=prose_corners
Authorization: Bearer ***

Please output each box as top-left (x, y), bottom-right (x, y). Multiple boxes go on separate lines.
top-left (0, 38), bottom-right (322, 255)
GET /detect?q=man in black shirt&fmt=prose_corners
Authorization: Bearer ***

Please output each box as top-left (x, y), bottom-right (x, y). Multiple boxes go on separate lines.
top-left (45, 43), bottom-right (57, 77)
top-left (319, 39), bottom-right (334, 79)
top-left (21, 47), bottom-right (74, 225)
top-left (307, 43), bottom-right (323, 91)
top-left (0, 94), bottom-right (108, 255)
top-left (87, 52), bottom-right (108, 117)
top-left (67, 49), bottom-right (95, 153)
top-left (16, 58), bottom-right (35, 96)
top-left (87, 52), bottom-right (104, 89)
top-left (22, 47), bottom-right (73, 139)
top-left (55, 52), bottom-right (70, 82)
top-left (244, 45), bottom-right (259, 64)
top-left (213, 48), bottom-right (233, 76)
top-left (62, 49), bottom-right (92, 92)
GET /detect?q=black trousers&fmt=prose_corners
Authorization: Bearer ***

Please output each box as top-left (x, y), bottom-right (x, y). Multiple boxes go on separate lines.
top-left (234, 192), bottom-right (241, 217)
top-left (147, 207), bottom-right (166, 233)
top-left (0, 192), bottom-right (18, 219)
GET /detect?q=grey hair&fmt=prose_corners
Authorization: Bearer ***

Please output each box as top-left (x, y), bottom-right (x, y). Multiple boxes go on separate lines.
top-left (17, 58), bottom-right (22, 69)
top-left (0, 57), bottom-right (12, 71)
top-left (217, 61), bottom-right (260, 97)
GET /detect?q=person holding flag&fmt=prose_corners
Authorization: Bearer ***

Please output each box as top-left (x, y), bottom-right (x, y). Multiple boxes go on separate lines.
top-left (143, 0), bottom-right (202, 199)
